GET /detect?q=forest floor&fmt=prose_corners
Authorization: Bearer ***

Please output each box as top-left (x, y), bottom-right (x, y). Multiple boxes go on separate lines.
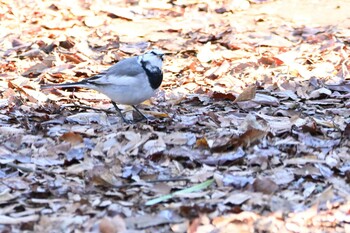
top-left (1, 0), bottom-right (350, 232)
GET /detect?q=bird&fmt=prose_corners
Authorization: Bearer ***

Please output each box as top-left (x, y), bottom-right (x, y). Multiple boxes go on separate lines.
top-left (41, 49), bottom-right (164, 123)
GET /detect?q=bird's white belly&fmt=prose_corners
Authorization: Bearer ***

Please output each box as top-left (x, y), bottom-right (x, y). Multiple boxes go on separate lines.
top-left (97, 83), bottom-right (155, 105)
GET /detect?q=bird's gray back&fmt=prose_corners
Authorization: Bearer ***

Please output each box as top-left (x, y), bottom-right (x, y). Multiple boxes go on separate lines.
top-left (104, 56), bottom-right (144, 77)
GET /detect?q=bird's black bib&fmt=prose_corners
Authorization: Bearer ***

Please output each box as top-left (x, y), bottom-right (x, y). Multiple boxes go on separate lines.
top-left (140, 60), bottom-right (163, 90)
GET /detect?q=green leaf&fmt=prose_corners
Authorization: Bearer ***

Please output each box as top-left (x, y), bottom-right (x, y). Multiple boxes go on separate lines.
top-left (145, 179), bottom-right (214, 206)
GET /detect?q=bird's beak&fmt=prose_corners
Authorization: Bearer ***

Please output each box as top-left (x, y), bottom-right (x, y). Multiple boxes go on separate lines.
top-left (159, 54), bottom-right (164, 61)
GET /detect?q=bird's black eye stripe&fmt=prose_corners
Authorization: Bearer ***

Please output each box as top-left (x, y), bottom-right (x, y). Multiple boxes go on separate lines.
top-left (151, 51), bottom-right (157, 55)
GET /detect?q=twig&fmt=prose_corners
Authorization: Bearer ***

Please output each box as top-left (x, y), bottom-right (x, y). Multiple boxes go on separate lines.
top-left (61, 103), bottom-right (117, 114)
top-left (112, 177), bottom-right (190, 189)
top-left (6, 162), bottom-right (56, 175)
top-left (6, 162), bottom-right (40, 174)
top-left (146, 177), bottom-right (190, 183)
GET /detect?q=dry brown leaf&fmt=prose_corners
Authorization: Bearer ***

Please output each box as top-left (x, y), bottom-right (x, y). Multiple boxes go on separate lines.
top-left (88, 165), bottom-right (122, 187)
top-left (195, 137), bottom-right (209, 149)
top-left (252, 177), bottom-right (279, 194)
top-left (212, 212), bottom-right (259, 228)
top-left (211, 91), bottom-right (236, 101)
top-left (59, 132), bottom-right (83, 145)
top-left (224, 192), bottom-right (251, 205)
top-left (99, 215), bottom-right (126, 233)
top-left (188, 218), bottom-right (201, 233)
top-left (1, 1), bottom-right (350, 232)
top-left (22, 63), bottom-right (48, 77)
top-left (211, 128), bottom-right (266, 152)
top-left (237, 128), bottom-right (267, 147)
top-left (233, 85), bottom-right (256, 103)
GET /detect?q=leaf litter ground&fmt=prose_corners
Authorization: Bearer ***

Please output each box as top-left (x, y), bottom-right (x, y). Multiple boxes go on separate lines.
top-left (0, 0), bottom-right (350, 232)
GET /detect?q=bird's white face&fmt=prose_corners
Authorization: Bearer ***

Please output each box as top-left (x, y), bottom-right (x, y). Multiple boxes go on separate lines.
top-left (139, 49), bottom-right (164, 69)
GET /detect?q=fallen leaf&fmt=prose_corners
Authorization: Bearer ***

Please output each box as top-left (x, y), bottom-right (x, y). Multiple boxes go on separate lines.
top-left (253, 93), bottom-right (279, 106)
top-left (125, 211), bottom-right (183, 228)
top-left (59, 132), bottom-right (83, 145)
top-left (66, 112), bottom-right (110, 125)
top-left (224, 192), bottom-right (251, 205)
top-left (99, 215), bottom-right (126, 233)
top-left (234, 86), bottom-right (256, 103)
top-left (252, 177), bottom-right (278, 194)
top-left (84, 16), bottom-right (105, 27)
top-left (0, 215), bottom-right (40, 224)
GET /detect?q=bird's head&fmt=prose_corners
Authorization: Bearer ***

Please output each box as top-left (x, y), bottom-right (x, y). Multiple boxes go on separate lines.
top-left (139, 49), bottom-right (164, 69)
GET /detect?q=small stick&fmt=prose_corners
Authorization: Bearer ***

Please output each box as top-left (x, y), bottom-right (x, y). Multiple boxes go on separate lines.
top-left (112, 177), bottom-right (190, 189)
top-left (61, 103), bottom-right (117, 114)
top-left (6, 162), bottom-right (57, 175)
top-left (6, 162), bottom-right (40, 174)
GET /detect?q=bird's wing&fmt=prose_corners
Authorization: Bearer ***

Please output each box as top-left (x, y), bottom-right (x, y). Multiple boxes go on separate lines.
top-left (41, 56), bottom-right (145, 89)
top-left (84, 57), bottom-right (145, 85)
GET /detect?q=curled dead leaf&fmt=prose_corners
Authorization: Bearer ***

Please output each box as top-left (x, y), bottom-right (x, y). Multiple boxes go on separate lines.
top-left (60, 132), bottom-right (83, 145)
top-left (258, 56), bottom-right (283, 66)
top-left (211, 128), bottom-right (267, 152)
top-left (211, 92), bottom-right (236, 101)
top-left (59, 37), bottom-right (75, 49)
top-left (233, 86), bottom-right (256, 103)
top-left (195, 137), bottom-right (209, 149)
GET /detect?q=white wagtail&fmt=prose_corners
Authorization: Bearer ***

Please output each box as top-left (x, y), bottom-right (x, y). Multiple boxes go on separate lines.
top-left (41, 49), bottom-right (164, 123)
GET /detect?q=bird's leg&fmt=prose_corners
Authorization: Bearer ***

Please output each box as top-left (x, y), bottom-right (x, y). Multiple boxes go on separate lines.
top-left (132, 105), bottom-right (148, 121)
top-left (111, 102), bottom-right (131, 123)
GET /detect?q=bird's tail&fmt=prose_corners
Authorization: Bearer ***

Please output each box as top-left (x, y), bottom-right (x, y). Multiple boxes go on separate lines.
top-left (41, 81), bottom-right (88, 90)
